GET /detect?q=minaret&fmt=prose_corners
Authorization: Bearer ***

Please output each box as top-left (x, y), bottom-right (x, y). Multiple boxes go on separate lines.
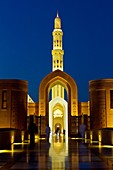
top-left (51, 12), bottom-right (64, 99)
top-left (52, 12), bottom-right (64, 71)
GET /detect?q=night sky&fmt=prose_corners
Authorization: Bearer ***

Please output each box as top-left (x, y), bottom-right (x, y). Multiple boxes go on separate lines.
top-left (0, 0), bottom-right (112, 102)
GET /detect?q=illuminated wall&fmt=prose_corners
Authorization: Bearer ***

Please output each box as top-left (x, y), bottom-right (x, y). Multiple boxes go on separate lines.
top-left (89, 79), bottom-right (113, 129)
top-left (27, 102), bottom-right (38, 116)
top-left (0, 79), bottom-right (28, 130)
top-left (78, 102), bottom-right (90, 116)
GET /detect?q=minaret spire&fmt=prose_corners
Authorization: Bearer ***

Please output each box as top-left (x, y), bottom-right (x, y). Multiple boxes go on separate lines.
top-left (52, 13), bottom-right (64, 71)
top-left (54, 11), bottom-right (61, 29)
top-left (57, 11), bottom-right (59, 17)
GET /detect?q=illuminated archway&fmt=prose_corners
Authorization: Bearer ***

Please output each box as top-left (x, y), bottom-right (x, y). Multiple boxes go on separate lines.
top-left (39, 70), bottom-right (78, 136)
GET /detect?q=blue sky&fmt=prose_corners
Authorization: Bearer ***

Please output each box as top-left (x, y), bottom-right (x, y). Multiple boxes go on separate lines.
top-left (0, 0), bottom-right (112, 102)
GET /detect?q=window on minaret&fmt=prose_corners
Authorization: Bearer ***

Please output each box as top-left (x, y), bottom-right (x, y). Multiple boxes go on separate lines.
top-left (110, 90), bottom-right (113, 108)
top-left (2, 90), bottom-right (7, 109)
top-left (60, 40), bottom-right (61, 47)
top-left (56, 40), bottom-right (58, 46)
top-left (60, 61), bottom-right (62, 68)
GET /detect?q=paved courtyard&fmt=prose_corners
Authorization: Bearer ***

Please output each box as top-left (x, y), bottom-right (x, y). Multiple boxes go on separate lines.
top-left (0, 136), bottom-right (112, 170)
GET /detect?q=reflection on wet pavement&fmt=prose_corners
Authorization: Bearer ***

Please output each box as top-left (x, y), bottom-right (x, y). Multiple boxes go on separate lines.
top-left (0, 135), bottom-right (110, 169)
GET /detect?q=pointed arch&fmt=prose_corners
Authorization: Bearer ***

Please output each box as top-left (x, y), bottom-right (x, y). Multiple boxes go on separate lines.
top-left (39, 70), bottom-right (78, 117)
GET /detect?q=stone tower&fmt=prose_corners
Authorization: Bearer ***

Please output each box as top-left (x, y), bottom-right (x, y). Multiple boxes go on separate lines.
top-left (52, 12), bottom-right (64, 99)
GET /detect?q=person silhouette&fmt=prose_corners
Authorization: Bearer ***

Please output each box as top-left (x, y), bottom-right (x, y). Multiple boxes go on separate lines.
top-left (28, 122), bottom-right (37, 149)
top-left (45, 124), bottom-right (51, 142)
top-left (79, 123), bottom-right (86, 138)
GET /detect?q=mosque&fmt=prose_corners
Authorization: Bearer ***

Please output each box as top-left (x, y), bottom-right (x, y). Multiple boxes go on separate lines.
top-left (28, 12), bottom-right (90, 137)
top-left (0, 13), bottom-right (113, 141)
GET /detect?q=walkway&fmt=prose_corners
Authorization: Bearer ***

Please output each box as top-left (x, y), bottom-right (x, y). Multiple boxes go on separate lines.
top-left (0, 136), bottom-right (111, 170)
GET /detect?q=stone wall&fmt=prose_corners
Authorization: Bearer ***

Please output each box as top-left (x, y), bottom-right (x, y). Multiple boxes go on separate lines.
top-left (0, 79), bottom-right (28, 130)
